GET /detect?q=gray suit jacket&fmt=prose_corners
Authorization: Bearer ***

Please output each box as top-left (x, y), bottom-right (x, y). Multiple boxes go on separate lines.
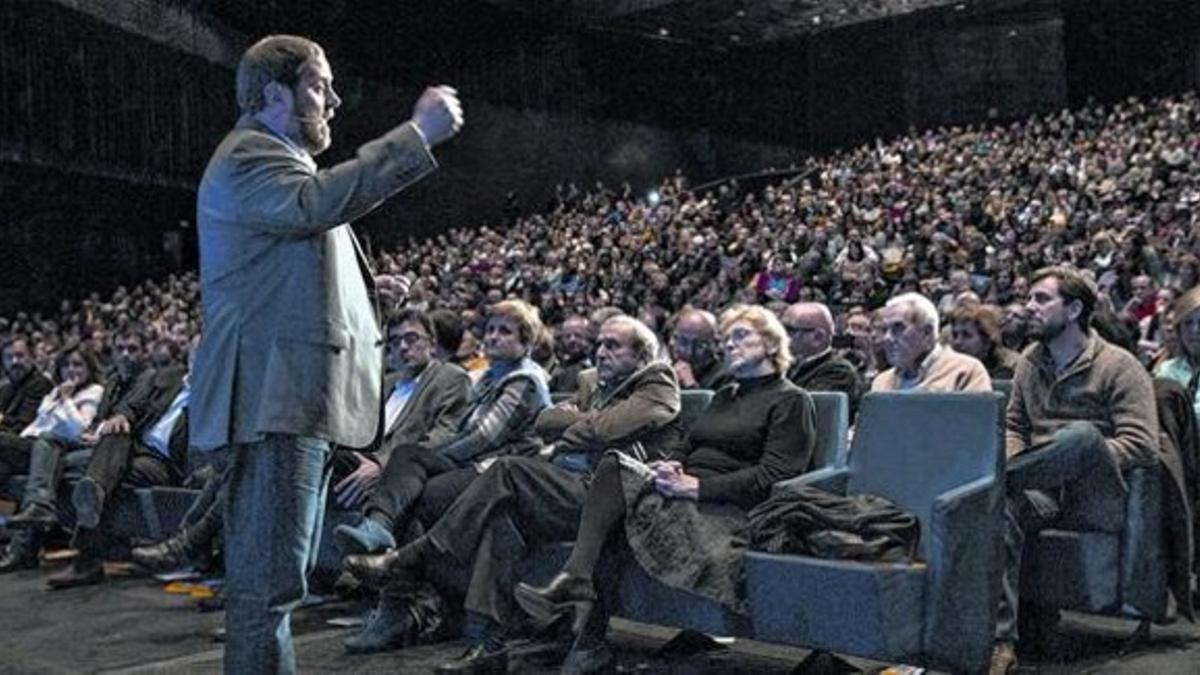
top-left (373, 360), bottom-right (472, 466)
top-left (190, 116), bottom-right (437, 450)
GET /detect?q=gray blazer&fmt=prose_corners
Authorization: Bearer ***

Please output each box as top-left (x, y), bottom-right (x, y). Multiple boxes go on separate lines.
top-left (373, 360), bottom-right (472, 466)
top-left (190, 116), bottom-right (437, 450)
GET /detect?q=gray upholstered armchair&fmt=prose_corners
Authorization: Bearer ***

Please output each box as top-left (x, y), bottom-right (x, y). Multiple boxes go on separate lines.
top-left (743, 391), bottom-right (1007, 673)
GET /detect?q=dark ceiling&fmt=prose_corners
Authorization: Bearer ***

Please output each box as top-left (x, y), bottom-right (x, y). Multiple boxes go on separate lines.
top-left (197, 0), bottom-right (994, 52)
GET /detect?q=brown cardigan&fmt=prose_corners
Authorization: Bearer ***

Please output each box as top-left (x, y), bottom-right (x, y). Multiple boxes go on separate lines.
top-left (1006, 332), bottom-right (1158, 466)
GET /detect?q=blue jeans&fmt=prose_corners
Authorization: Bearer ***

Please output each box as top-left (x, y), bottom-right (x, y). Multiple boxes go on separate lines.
top-left (222, 434), bottom-right (332, 674)
top-left (995, 421), bottom-right (1127, 643)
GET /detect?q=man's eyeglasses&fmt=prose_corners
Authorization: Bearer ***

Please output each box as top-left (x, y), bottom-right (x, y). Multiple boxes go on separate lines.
top-left (388, 332), bottom-right (429, 347)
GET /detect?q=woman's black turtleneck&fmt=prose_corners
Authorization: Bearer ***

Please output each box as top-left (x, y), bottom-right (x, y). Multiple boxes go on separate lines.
top-left (673, 372), bottom-right (816, 508)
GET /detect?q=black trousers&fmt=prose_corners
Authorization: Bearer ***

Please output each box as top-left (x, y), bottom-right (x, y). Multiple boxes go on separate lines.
top-left (368, 444), bottom-right (459, 533)
top-left (423, 456), bottom-right (591, 625)
top-left (75, 434), bottom-right (180, 560)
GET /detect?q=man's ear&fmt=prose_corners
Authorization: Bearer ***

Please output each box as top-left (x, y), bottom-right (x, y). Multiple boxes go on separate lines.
top-left (1066, 299), bottom-right (1083, 324)
top-left (262, 81), bottom-right (288, 109)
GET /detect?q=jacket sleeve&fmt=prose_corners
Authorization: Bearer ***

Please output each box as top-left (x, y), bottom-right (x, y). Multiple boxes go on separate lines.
top-left (439, 378), bottom-right (541, 464)
top-left (421, 369), bottom-right (473, 453)
top-left (232, 123), bottom-right (437, 237)
top-left (698, 390), bottom-right (817, 507)
top-left (1005, 374), bottom-right (1032, 460)
top-left (1105, 355), bottom-right (1161, 468)
top-left (557, 377), bottom-right (681, 452)
top-left (112, 368), bottom-right (160, 424)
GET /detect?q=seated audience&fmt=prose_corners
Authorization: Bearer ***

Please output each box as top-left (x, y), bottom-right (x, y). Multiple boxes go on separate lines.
top-left (341, 315), bottom-right (682, 662)
top-left (949, 304), bottom-right (1023, 380)
top-left (992, 267), bottom-right (1161, 672)
top-left (780, 301), bottom-right (862, 416)
top-left (872, 293), bottom-right (992, 392)
top-left (44, 345), bottom-right (191, 588)
top-left (669, 308), bottom-right (734, 391)
top-left (7, 330), bottom-right (153, 530)
top-left (511, 305), bottom-right (816, 671)
top-left (0, 343), bottom-right (105, 572)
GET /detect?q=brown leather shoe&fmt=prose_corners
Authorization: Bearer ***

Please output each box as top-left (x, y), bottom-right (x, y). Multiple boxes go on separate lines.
top-left (989, 641), bottom-right (1017, 675)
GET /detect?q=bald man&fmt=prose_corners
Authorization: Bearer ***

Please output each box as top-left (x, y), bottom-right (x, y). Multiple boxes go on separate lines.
top-left (780, 303), bottom-right (862, 417)
top-left (670, 308), bottom-right (734, 391)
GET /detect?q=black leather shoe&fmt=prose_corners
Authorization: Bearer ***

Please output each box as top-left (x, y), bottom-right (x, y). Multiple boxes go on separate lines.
top-left (344, 603), bottom-right (418, 654)
top-left (344, 543), bottom-right (422, 588)
top-left (0, 545), bottom-right (38, 573)
top-left (514, 573), bottom-right (596, 630)
top-left (6, 503), bottom-right (58, 531)
top-left (434, 641), bottom-right (509, 674)
top-left (72, 478), bottom-right (105, 530)
top-left (131, 537), bottom-right (189, 572)
top-left (46, 557), bottom-right (105, 590)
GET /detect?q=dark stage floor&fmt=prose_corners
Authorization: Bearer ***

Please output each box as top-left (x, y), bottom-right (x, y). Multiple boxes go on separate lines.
top-left (1, 554), bottom-right (1198, 674)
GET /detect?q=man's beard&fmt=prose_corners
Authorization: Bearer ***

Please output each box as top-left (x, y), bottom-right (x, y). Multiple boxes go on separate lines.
top-left (1029, 316), bottom-right (1067, 342)
top-left (298, 119), bottom-right (331, 155)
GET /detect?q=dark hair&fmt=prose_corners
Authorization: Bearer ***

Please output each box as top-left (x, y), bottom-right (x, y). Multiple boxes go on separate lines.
top-left (53, 342), bottom-right (103, 387)
top-left (1032, 266), bottom-right (1097, 331)
top-left (428, 309), bottom-right (465, 356)
top-left (390, 308), bottom-right (436, 343)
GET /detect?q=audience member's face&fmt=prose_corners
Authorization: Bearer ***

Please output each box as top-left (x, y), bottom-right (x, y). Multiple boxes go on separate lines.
top-left (285, 55), bottom-right (340, 156)
top-left (1132, 275), bottom-right (1154, 302)
top-left (386, 320), bottom-right (433, 375)
top-left (59, 351), bottom-right (90, 385)
top-left (950, 321), bottom-right (989, 360)
top-left (111, 336), bottom-right (144, 378)
top-left (722, 320), bottom-right (773, 377)
top-left (595, 324), bottom-right (640, 386)
top-left (1177, 309), bottom-right (1200, 361)
top-left (880, 304), bottom-right (933, 373)
top-left (2, 340), bottom-right (32, 382)
top-left (484, 315), bottom-right (527, 362)
top-left (556, 317), bottom-right (592, 363)
top-left (671, 316), bottom-right (718, 369)
top-left (781, 307), bottom-right (829, 361)
top-left (1025, 277), bottom-right (1074, 342)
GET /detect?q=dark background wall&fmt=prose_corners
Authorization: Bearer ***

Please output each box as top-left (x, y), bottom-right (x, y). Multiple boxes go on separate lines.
top-left (1, 0), bottom-right (1199, 314)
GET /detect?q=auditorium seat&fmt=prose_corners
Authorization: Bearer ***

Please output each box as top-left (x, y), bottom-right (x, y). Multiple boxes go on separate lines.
top-left (744, 391), bottom-right (1006, 673)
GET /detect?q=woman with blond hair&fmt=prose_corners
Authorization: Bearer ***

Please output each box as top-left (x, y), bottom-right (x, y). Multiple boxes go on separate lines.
top-left (515, 304), bottom-right (816, 671)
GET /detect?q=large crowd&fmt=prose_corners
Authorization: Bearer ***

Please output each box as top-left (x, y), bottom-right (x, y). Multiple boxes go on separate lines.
top-left (3, 89), bottom-right (1200, 673)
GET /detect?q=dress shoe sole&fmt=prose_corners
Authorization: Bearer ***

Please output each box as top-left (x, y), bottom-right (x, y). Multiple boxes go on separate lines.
top-left (5, 514), bottom-right (58, 531)
top-left (46, 570), bottom-right (105, 590)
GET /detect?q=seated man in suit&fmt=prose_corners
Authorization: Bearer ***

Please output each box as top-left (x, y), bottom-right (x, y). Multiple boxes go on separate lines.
top-left (669, 308), bottom-right (734, 391)
top-left (780, 301), bottom-right (862, 417)
top-left (45, 343), bottom-right (194, 589)
top-left (0, 335), bottom-right (54, 448)
top-left (341, 315), bottom-right (683, 668)
top-left (991, 267), bottom-right (1160, 672)
top-left (872, 292), bottom-right (992, 392)
top-left (332, 308), bottom-right (474, 554)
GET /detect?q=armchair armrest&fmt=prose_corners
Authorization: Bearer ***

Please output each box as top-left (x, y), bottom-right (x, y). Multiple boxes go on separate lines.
top-left (923, 475), bottom-right (1003, 674)
top-left (772, 467), bottom-right (850, 497)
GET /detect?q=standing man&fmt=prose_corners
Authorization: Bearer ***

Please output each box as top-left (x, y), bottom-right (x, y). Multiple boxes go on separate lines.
top-left (191, 35), bottom-right (462, 673)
